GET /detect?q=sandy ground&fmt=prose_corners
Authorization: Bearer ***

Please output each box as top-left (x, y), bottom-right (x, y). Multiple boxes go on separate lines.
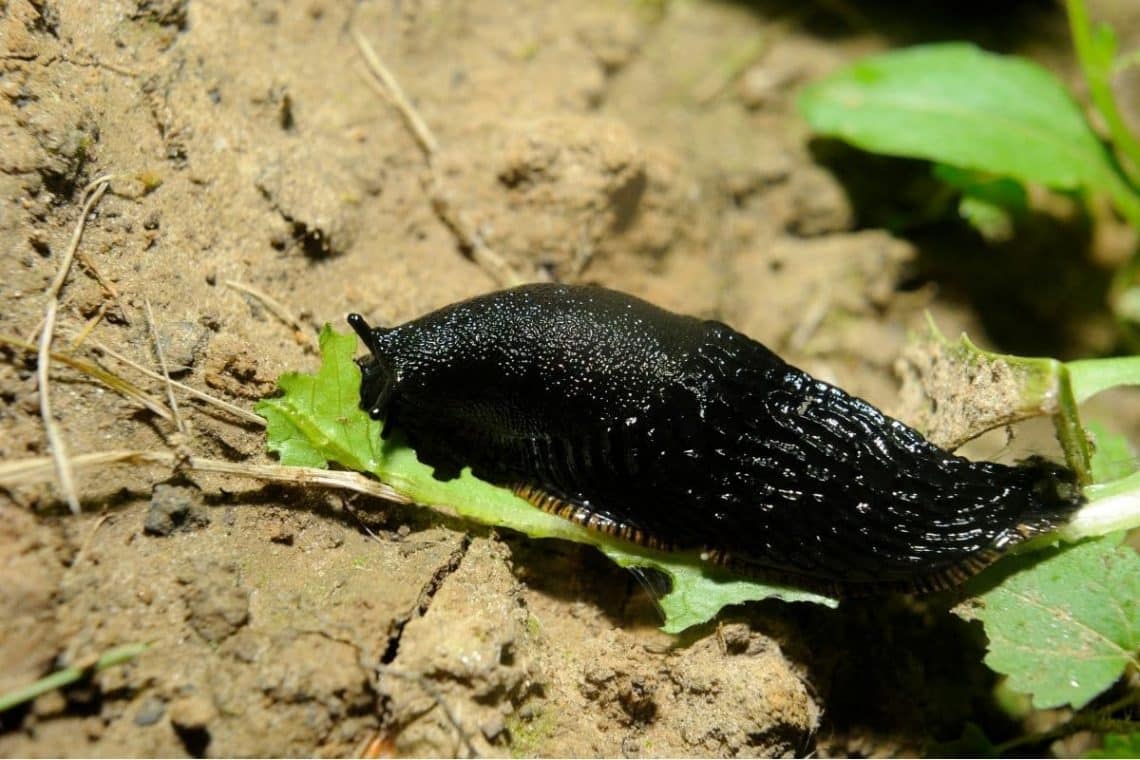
top-left (2, 0), bottom-right (1138, 756)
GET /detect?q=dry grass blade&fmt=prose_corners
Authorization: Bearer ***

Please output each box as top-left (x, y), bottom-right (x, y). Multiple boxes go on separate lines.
top-left (428, 187), bottom-right (525, 287)
top-left (0, 450), bottom-right (410, 506)
top-left (0, 333), bottom-right (173, 421)
top-left (88, 340), bottom-right (264, 426)
top-left (37, 176), bottom-right (113, 514)
top-left (224, 279), bottom-right (316, 350)
top-left (352, 28), bottom-right (523, 287)
top-left (351, 27), bottom-right (439, 158)
top-left (144, 299), bottom-right (186, 434)
top-left (70, 302), bottom-right (110, 348)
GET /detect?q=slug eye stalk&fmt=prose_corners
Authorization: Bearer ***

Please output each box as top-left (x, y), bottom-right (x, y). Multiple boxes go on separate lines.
top-left (347, 313), bottom-right (395, 422)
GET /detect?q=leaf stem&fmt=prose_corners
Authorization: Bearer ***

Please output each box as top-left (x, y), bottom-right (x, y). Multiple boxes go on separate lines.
top-left (1062, 471), bottom-right (1140, 541)
top-left (0, 642), bottom-right (149, 713)
top-left (1066, 0), bottom-right (1140, 190)
top-left (1064, 0), bottom-right (1140, 236)
top-left (994, 687), bottom-right (1140, 755)
top-left (1054, 365), bottom-right (1094, 485)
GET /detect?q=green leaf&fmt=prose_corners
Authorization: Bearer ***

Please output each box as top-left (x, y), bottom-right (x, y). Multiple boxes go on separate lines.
top-left (1067, 356), bottom-right (1140, 403)
top-left (1089, 22), bottom-right (1118, 71)
top-left (933, 164), bottom-right (1028, 212)
top-left (798, 43), bottom-right (1133, 212)
top-left (255, 326), bottom-right (837, 633)
top-left (1086, 420), bottom-right (1138, 483)
top-left (1088, 732), bottom-right (1140, 758)
top-left (254, 326), bottom-right (382, 471)
top-left (958, 535), bottom-right (1140, 709)
top-left (931, 164), bottom-right (1028, 241)
top-left (1066, 0), bottom-right (1140, 193)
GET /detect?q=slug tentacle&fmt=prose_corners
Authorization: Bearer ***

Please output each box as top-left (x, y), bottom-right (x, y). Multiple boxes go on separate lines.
top-left (350, 284), bottom-right (1084, 594)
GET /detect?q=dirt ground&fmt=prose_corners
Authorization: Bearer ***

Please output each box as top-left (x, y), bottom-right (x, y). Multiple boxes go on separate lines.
top-left (2, 0), bottom-right (1139, 756)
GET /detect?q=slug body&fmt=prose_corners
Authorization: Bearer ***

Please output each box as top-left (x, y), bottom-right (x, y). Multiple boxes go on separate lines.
top-left (348, 284), bottom-right (1082, 594)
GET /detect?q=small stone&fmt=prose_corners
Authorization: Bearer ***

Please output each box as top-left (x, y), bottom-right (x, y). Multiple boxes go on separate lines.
top-left (159, 322), bottom-right (211, 376)
top-left (145, 483), bottom-right (210, 536)
top-left (169, 694), bottom-right (214, 755)
top-left (737, 65), bottom-right (789, 109)
top-left (618, 678), bottom-right (657, 723)
top-left (269, 528), bottom-right (294, 545)
top-left (170, 695), bottom-right (214, 729)
top-left (480, 716), bottom-right (505, 741)
top-left (32, 688), bottom-right (68, 717)
top-left (83, 715), bottom-right (105, 740)
top-left (134, 695), bottom-right (166, 726)
top-left (186, 582), bottom-right (249, 644)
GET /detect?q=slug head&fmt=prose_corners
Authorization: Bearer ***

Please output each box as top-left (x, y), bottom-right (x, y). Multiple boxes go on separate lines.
top-left (347, 313), bottom-right (395, 421)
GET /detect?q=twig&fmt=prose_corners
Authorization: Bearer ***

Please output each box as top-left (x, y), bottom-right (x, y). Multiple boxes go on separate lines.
top-left (224, 279), bottom-right (316, 350)
top-left (996, 715), bottom-right (1139, 754)
top-left (351, 28), bottom-right (439, 159)
top-left (352, 28), bottom-right (523, 287)
top-left (67, 54), bottom-right (140, 78)
top-left (70, 302), bottom-right (109, 348)
top-left (143, 299), bottom-right (186, 435)
top-left (37, 175), bottom-right (112, 515)
top-left (73, 513), bottom-right (113, 568)
top-left (0, 450), bottom-right (411, 506)
top-left (429, 188), bottom-right (525, 286)
top-left (377, 665), bottom-right (479, 758)
top-left (88, 340), bottom-right (264, 426)
top-left (0, 642), bottom-right (149, 713)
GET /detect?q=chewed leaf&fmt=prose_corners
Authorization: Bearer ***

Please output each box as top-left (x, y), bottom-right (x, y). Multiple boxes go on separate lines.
top-left (956, 535), bottom-right (1140, 709)
top-left (256, 326), bottom-right (837, 633)
top-left (255, 326), bottom-right (383, 473)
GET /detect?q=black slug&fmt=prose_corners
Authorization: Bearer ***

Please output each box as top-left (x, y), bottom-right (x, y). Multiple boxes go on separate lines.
top-left (347, 284), bottom-right (1083, 595)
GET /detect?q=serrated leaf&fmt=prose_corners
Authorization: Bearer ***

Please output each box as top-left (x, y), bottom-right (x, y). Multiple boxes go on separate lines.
top-left (958, 535), bottom-right (1140, 709)
top-left (254, 325), bottom-right (383, 473)
top-left (256, 326), bottom-right (837, 633)
top-left (798, 43), bottom-right (1124, 197)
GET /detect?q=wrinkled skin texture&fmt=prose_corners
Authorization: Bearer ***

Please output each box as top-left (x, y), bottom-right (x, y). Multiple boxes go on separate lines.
top-left (350, 284), bottom-right (1083, 593)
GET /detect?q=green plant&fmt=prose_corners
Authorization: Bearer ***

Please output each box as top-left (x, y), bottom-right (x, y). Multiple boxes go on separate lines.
top-left (258, 324), bottom-right (1140, 740)
top-left (797, 1), bottom-right (1140, 750)
top-left (254, 7), bottom-right (1140, 749)
top-left (798, 0), bottom-right (1140, 338)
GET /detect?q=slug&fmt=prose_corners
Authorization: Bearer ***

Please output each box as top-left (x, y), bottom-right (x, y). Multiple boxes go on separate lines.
top-left (348, 284), bottom-right (1083, 595)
